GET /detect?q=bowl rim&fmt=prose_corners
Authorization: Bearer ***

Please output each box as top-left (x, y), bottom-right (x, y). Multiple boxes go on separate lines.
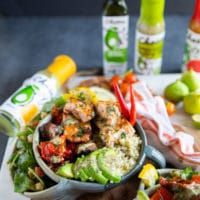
top-left (32, 114), bottom-right (148, 191)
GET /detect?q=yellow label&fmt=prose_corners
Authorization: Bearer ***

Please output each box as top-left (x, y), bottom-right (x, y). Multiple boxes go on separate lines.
top-left (21, 104), bottom-right (39, 125)
top-left (138, 40), bottom-right (164, 59)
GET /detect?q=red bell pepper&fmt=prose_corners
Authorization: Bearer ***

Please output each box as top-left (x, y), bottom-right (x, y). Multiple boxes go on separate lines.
top-left (113, 81), bottom-right (130, 119)
top-left (150, 187), bottom-right (173, 200)
top-left (129, 84), bottom-right (136, 126)
top-left (191, 175), bottom-right (200, 184)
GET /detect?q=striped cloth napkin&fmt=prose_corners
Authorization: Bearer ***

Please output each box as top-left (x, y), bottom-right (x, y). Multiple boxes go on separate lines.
top-left (126, 81), bottom-right (200, 170)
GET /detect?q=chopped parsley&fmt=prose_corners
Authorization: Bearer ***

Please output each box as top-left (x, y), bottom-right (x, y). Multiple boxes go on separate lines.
top-left (121, 132), bottom-right (126, 139)
top-left (76, 129), bottom-right (84, 137)
top-left (78, 92), bottom-right (86, 101)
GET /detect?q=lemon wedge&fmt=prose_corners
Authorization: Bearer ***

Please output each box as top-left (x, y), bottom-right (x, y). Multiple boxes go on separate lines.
top-left (138, 163), bottom-right (158, 188)
top-left (90, 86), bottom-right (116, 102)
top-left (68, 87), bottom-right (98, 103)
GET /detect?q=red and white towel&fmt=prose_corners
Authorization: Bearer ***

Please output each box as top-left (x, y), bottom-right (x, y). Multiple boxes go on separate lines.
top-left (126, 81), bottom-right (200, 170)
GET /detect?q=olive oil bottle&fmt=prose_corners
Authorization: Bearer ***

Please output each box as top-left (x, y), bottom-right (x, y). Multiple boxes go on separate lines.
top-left (102, 0), bottom-right (129, 77)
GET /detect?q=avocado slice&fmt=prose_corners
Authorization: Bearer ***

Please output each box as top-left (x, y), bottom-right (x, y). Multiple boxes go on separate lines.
top-left (73, 156), bottom-right (89, 181)
top-left (56, 163), bottom-right (74, 179)
top-left (97, 149), bottom-right (121, 183)
top-left (86, 150), bottom-right (108, 184)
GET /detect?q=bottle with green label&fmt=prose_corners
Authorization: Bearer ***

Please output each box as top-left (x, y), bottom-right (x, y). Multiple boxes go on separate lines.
top-left (102, 0), bottom-right (129, 77)
top-left (0, 55), bottom-right (76, 137)
top-left (182, 0), bottom-right (200, 72)
top-left (134, 0), bottom-right (165, 74)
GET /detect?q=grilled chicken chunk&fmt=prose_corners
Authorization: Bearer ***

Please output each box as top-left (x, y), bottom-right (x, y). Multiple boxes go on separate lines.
top-left (99, 118), bottom-right (135, 147)
top-left (62, 113), bottom-right (79, 126)
top-left (63, 121), bottom-right (92, 143)
top-left (75, 141), bottom-right (98, 155)
top-left (95, 101), bottom-right (121, 127)
top-left (63, 98), bottom-right (95, 122)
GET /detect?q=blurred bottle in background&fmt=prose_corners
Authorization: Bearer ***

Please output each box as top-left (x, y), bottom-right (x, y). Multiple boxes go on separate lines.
top-left (0, 55), bottom-right (76, 137)
top-left (102, 0), bottom-right (129, 77)
top-left (134, 0), bottom-right (165, 74)
top-left (182, 0), bottom-right (200, 72)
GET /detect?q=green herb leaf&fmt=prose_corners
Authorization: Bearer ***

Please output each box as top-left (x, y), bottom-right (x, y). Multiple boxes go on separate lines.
top-left (121, 132), bottom-right (126, 139)
top-left (14, 171), bottom-right (36, 193)
top-left (181, 167), bottom-right (195, 180)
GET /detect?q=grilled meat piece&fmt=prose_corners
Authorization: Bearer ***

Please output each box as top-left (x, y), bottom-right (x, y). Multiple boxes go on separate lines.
top-left (62, 113), bottom-right (80, 126)
top-left (39, 122), bottom-right (63, 141)
top-left (95, 101), bottom-right (121, 127)
top-left (75, 141), bottom-right (98, 155)
top-left (63, 98), bottom-right (95, 122)
top-left (99, 118), bottom-right (135, 147)
top-left (63, 122), bottom-right (92, 143)
top-left (51, 105), bottom-right (63, 125)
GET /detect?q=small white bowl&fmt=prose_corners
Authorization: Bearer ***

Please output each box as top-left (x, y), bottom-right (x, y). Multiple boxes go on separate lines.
top-left (134, 168), bottom-right (178, 199)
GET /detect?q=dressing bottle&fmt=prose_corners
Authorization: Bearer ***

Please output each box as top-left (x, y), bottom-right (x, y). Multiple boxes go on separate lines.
top-left (134, 0), bottom-right (165, 74)
top-left (182, 0), bottom-right (200, 72)
top-left (0, 55), bottom-right (76, 136)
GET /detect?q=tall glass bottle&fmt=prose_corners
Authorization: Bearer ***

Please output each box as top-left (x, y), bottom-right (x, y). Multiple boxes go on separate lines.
top-left (134, 0), bottom-right (165, 74)
top-left (0, 55), bottom-right (76, 137)
top-left (102, 0), bottom-right (129, 77)
top-left (182, 0), bottom-right (200, 72)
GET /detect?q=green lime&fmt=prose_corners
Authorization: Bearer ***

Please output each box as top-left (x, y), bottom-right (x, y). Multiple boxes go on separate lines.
top-left (181, 69), bottom-right (200, 92)
top-left (164, 80), bottom-right (189, 103)
top-left (183, 92), bottom-right (200, 114)
top-left (136, 190), bottom-right (150, 200)
top-left (192, 114), bottom-right (200, 128)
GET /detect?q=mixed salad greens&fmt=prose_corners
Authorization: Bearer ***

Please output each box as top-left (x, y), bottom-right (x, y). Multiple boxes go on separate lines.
top-left (136, 164), bottom-right (200, 200)
top-left (7, 96), bottom-right (66, 193)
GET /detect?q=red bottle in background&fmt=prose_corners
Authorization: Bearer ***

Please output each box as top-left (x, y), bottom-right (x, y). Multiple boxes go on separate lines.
top-left (182, 0), bottom-right (200, 72)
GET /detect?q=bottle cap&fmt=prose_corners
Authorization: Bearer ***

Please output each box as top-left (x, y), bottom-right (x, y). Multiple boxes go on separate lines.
top-left (192, 0), bottom-right (200, 22)
top-left (47, 55), bottom-right (77, 85)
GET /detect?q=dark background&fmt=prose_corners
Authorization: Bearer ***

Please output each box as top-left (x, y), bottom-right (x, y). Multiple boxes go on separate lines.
top-left (0, 0), bottom-right (197, 167)
top-left (0, 0), bottom-right (195, 16)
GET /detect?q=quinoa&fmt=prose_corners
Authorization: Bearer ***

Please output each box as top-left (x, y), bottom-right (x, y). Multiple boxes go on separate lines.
top-left (112, 133), bottom-right (142, 175)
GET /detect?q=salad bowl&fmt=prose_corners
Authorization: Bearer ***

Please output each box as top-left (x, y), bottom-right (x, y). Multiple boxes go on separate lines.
top-left (136, 167), bottom-right (200, 200)
top-left (29, 114), bottom-right (166, 200)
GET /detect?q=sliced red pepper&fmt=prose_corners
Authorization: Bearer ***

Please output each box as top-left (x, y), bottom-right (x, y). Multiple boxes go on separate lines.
top-left (150, 187), bottom-right (173, 200)
top-left (40, 141), bottom-right (57, 163)
top-left (113, 81), bottom-right (130, 119)
top-left (192, 174), bottom-right (200, 184)
top-left (129, 85), bottom-right (136, 126)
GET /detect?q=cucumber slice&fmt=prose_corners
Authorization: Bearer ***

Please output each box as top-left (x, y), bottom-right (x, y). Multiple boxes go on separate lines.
top-left (97, 149), bottom-right (121, 183)
top-left (56, 163), bottom-right (74, 179)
